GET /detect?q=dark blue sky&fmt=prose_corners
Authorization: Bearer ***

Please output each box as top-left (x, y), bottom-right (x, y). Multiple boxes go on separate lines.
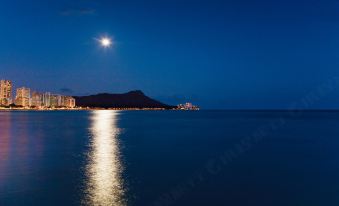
top-left (0, 0), bottom-right (338, 109)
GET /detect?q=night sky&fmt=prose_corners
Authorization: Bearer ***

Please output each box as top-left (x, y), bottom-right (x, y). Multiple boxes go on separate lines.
top-left (0, 0), bottom-right (338, 109)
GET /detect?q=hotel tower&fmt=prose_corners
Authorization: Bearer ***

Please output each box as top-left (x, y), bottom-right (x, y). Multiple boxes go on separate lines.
top-left (0, 80), bottom-right (12, 106)
top-left (15, 87), bottom-right (31, 107)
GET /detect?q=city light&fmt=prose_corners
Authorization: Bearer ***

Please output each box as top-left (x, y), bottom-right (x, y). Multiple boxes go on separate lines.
top-left (0, 79), bottom-right (76, 109)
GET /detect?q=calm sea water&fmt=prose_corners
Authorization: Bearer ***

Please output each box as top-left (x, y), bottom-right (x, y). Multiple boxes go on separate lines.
top-left (1, 110), bottom-right (339, 206)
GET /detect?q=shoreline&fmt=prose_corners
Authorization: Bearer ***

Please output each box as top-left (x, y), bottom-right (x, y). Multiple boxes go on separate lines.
top-left (0, 107), bottom-right (179, 111)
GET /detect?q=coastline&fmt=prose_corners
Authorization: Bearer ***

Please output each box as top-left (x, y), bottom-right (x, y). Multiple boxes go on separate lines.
top-left (0, 107), bottom-right (175, 111)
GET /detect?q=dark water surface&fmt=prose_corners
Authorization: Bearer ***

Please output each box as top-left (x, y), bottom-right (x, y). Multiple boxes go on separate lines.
top-left (1, 110), bottom-right (339, 206)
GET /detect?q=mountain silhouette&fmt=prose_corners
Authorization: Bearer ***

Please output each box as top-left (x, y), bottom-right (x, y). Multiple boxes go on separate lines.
top-left (74, 90), bottom-right (174, 109)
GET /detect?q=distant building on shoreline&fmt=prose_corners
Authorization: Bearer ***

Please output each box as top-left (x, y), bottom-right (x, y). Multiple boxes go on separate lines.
top-left (0, 79), bottom-right (76, 108)
top-left (0, 80), bottom-right (12, 106)
top-left (35, 93), bottom-right (76, 108)
top-left (177, 102), bottom-right (199, 110)
top-left (50, 94), bottom-right (58, 107)
top-left (15, 87), bottom-right (31, 107)
top-left (30, 91), bottom-right (75, 108)
top-left (65, 96), bottom-right (76, 108)
top-left (31, 91), bottom-right (44, 107)
top-left (43, 92), bottom-right (51, 107)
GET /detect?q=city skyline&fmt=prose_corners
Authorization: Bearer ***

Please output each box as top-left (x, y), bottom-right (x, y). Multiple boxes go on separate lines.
top-left (0, 79), bottom-right (75, 108)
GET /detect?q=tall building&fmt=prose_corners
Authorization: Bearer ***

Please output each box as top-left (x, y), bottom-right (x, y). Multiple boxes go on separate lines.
top-left (50, 94), bottom-right (59, 108)
top-left (43, 92), bottom-right (51, 107)
top-left (15, 87), bottom-right (31, 107)
top-left (57, 95), bottom-right (67, 107)
top-left (31, 91), bottom-right (44, 107)
top-left (0, 80), bottom-right (12, 106)
top-left (65, 96), bottom-right (76, 108)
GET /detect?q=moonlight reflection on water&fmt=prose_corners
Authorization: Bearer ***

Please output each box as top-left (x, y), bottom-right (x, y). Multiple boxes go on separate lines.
top-left (85, 110), bottom-right (125, 206)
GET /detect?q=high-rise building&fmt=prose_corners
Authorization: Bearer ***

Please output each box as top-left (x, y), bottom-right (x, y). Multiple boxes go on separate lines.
top-left (31, 91), bottom-right (44, 107)
top-left (43, 92), bottom-right (51, 107)
top-left (57, 95), bottom-right (66, 107)
top-left (65, 96), bottom-right (76, 108)
top-left (15, 87), bottom-right (31, 107)
top-left (50, 94), bottom-right (59, 108)
top-left (0, 80), bottom-right (12, 106)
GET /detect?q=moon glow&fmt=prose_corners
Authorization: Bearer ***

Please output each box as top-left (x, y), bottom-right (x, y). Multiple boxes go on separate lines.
top-left (100, 37), bottom-right (112, 48)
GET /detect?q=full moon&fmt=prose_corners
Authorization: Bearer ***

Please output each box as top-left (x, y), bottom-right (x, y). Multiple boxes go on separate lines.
top-left (100, 37), bottom-right (112, 48)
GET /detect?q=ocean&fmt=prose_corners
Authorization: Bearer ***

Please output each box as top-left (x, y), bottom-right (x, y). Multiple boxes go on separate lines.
top-left (1, 110), bottom-right (339, 206)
